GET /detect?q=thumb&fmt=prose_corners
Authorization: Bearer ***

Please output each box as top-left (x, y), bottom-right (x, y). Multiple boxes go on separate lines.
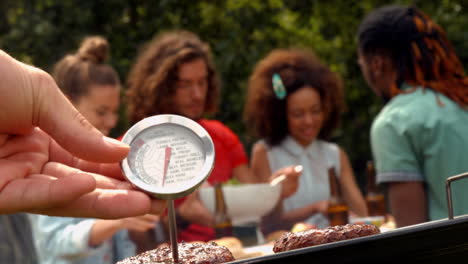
top-left (34, 70), bottom-right (129, 163)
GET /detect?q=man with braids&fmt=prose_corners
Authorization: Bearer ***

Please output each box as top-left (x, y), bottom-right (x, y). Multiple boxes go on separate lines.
top-left (357, 5), bottom-right (468, 227)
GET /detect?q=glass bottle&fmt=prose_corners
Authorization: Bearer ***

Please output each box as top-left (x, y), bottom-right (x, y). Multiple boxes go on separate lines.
top-left (327, 167), bottom-right (349, 226)
top-left (214, 182), bottom-right (233, 238)
top-left (365, 161), bottom-right (387, 217)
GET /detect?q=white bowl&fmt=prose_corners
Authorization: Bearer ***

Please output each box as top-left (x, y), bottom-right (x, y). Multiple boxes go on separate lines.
top-left (199, 183), bottom-right (281, 225)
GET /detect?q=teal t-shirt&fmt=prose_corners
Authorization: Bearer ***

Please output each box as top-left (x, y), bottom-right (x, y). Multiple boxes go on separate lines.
top-left (371, 84), bottom-right (468, 221)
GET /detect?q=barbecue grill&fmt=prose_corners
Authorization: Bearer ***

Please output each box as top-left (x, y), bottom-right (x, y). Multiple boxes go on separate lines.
top-left (227, 172), bottom-right (468, 263)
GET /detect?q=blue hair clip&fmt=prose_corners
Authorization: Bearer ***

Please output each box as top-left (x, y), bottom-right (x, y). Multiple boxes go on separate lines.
top-left (272, 73), bottom-right (286, 99)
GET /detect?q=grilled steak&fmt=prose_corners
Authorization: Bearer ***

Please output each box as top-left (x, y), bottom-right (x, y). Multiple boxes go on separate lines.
top-left (273, 223), bottom-right (380, 253)
top-left (117, 241), bottom-right (235, 264)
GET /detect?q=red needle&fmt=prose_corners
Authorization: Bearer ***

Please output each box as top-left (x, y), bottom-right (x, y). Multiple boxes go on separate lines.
top-left (162, 146), bottom-right (172, 187)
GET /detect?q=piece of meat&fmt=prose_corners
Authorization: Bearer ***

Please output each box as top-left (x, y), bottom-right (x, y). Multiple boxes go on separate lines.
top-left (117, 241), bottom-right (235, 264)
top-left (273, 223), bottom-right (380, 253)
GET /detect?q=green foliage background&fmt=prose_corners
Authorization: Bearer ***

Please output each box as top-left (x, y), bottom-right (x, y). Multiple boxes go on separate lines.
top-left (1, 0), bottom-right (467, 189)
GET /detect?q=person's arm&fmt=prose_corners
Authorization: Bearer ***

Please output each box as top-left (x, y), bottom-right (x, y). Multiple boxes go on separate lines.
top-left (370, 108), bottom-right (428, 227)
top-left (32, 215), bottom-right (157, 260)
top-left (271, 149), bottom-right (364, 227)
top-left (249, 142), bottom-right (273, 182)
top-left (231, 141), bottom-right (259, 184)
top-left (252, 142), bottom-right (307, 232)
top-left (88, 215), bottom-right (158, 247)
top-left (388, 181), bottom-right (427, 227)
top-left (338, 148), bottom-right (368, 217)
top-left (250, 142), bottom-right (302, 198)
top-left (30, 215), bottom-right (98, 259)
top-left (232, 164), bottom-right (258, 183)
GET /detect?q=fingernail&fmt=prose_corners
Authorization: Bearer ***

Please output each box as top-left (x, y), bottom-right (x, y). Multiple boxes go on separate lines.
top-left (270, 174), bottom-right (286, 186)
top-left (294, 165), bottom-right (303, 173)
top-left (103, 136), bottom-right (129, 148)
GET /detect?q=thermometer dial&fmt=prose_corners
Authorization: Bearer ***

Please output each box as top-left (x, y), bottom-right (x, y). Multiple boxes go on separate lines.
top-left (121, 114), bottom-right (215, 199)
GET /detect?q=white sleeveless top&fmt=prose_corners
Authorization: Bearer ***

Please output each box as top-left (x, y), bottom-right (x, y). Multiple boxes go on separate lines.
top-left (264, 136), bottom-right (340, 228)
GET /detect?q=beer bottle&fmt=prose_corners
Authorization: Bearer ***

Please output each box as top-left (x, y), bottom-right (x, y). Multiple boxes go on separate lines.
top-left (214, 182), bottom-right (233, 238)
top-left (327, 167), bottom-right (349, 226)
top-left (365, 161), bottom-right (387, 217)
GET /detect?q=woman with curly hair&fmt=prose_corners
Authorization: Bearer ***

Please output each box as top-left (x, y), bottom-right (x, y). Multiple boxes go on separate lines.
top-left (244, 48), bottom-right (367, 232)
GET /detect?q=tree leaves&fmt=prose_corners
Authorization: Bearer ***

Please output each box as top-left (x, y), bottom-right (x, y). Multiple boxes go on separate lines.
top-left (1, 0), bottom-right (466, 187)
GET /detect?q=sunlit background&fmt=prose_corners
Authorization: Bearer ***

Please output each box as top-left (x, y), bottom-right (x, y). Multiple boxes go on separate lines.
top-left (1, 0), bottom-right (466, 189)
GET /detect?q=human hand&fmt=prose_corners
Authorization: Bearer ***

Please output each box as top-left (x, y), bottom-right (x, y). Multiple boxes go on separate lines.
top-left (116, 214), bottom-right (160, 232)
top-left (270, 165), bottom-right (303, 199)
top-left (0, 50), bottom-right (126, 162)
top-left (0, 128), bottom-right (166, 218)
top-left (291, 222), bottom-right (317, 232)
top-left (0, 50), bottom-right (165, 218)
top-left (90, 214), bottom-right (160, 247)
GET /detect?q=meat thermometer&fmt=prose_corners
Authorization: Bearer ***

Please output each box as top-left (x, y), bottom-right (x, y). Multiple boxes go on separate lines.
top-left (121, 114), bottom-right (215, 263)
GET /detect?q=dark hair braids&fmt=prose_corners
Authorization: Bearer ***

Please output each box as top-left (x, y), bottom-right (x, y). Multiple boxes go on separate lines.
top-left (358, 5), bottom-right (468, 107)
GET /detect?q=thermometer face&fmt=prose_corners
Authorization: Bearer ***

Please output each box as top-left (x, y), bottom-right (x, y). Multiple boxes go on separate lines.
top-left (121, 115), bottom-right (215, 199)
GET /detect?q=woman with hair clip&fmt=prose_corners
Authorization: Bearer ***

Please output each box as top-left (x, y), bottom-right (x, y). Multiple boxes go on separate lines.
top-left (244, 48), bottom-right (367, 234)
top-left (29, 36), bottom-right (158, 264)
top-left (357, 5), bottom-right (468, 227)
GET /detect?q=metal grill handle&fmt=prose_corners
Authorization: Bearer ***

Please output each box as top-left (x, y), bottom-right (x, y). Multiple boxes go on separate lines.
top-left (446, 172), bottom-right (468, 220)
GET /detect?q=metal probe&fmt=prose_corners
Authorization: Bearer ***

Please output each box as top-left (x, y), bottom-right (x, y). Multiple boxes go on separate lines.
top-left (167, 199), bottom-right (179, 263)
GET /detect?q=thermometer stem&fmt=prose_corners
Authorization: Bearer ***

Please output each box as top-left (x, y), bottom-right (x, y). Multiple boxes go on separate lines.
top-left (167, 199), bottom-right (179, 263)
